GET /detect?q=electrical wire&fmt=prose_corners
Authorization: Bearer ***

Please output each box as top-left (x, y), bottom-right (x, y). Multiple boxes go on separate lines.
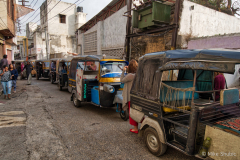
top-left (21, 0), bottom-right (53, 24)
top-left (20, 0), bottom-right (39, 21)
top-left (29, 0), bottom-right (62, 27)
top-left (47, 0), bottom-right (85, 25)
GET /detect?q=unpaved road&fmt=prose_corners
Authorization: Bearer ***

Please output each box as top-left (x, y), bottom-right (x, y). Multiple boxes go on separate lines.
top-left (0, 78), bottom-right (199, 160)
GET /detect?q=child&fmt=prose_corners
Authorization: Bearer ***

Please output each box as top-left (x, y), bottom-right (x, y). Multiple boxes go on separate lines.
top-left (9, 64), bottom-right (18, 93)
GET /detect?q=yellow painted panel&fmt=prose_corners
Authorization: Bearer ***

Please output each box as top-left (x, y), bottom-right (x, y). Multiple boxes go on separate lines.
top-left (99, 78), bottom-right (121, 83)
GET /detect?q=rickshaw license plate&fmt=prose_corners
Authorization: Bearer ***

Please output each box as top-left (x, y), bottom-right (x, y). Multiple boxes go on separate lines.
top-left (132, 104), bottom-right (142, 111)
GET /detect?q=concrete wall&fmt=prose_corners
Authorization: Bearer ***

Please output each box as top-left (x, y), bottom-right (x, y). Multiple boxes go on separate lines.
top-left (187, 34), bottom-right (240, 87)
top-left (78, 6), bottom-right (127, 57)
top-left (179, 0), bottom-right (240, 39)
top-left (75, 12), bottom-right (87, 30)
top-left (33, 31), bottom-right (47, 60)
top-left (37, 0), bottom-right (83, 58)
top-left (188, 34), bottom-right (240, 49)
top-left (47, 0), bottom-right (76, 36)
top-left (102, 6), bottom-right (127, 49)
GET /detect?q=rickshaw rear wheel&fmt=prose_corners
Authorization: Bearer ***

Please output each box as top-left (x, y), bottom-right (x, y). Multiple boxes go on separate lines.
top-left (73, 93), bottom-right (81, 108)
top-left (144, 127), bottom-right (167, 156)
top-left (59, 84), bottom-right (62, 91)
top-left (50, 75), bottom-right (54, 84)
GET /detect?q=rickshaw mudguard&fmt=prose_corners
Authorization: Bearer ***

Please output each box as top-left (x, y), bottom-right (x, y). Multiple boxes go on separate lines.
top-left (140, 117), bottom-right (166, 144)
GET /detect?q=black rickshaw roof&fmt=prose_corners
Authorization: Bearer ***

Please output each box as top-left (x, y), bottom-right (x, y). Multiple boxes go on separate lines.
top-left (141, 49), bottom-right (240, 60)
top-left (71, 55), bottom-right (125, 61)
top-left (140, 49), bottom-right (240, 74)
top-left (59, 57), bottom-right (74, 62)
top-left (50, 58), bottom-right (60, 61)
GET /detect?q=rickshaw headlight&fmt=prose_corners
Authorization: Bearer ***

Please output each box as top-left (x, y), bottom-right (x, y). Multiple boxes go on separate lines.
top-left (103, 84), bottom-right (115, 93)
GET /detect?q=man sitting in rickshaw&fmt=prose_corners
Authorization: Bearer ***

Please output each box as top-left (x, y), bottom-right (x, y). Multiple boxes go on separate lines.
top-left (86, 61), bottom-right (97, 71)
top-left (51, 61), bottom-right (56, 71)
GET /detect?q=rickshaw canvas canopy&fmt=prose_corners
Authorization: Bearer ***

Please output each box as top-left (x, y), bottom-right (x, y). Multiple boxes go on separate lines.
top-left (141, 49), bottom-right (240, 74)
top-left (131, 49), bottom-right (240, 101)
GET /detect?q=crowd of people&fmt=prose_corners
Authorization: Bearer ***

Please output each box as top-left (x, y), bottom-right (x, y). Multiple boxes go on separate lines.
top-left (0, 55), bottom-right (33, 100)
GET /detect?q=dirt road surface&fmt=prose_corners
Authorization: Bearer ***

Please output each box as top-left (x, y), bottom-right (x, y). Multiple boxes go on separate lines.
top-left (0, 78), bottom-right (199, 160)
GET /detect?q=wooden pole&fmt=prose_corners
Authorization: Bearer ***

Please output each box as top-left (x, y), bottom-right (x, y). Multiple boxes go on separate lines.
top-left (171, 0), bottom-right (181, 50)
top-left (126, 0), bottom-right (132, 61)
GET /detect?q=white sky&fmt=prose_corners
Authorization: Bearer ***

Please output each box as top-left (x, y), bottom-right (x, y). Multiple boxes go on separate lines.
top-left (18, 0), bottom-right (112, 36)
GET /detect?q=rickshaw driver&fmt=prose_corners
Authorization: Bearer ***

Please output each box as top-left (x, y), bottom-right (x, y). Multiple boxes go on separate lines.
top-left (87, 61), bottom-right (97, 71)
top-left (51, 61), bottom-right (56, 71)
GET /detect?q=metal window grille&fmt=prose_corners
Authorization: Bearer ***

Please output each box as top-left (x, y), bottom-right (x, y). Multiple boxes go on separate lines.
top-left (84, 31), bottom-right (97, 54)
top-left (102, 48), bottom-right (124, 58)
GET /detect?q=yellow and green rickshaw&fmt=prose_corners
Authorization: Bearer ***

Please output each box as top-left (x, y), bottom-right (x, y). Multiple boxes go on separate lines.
top-left (35, 59), bottom-right (50, 80)
top-left (56, 57), bottom-right (73, 90)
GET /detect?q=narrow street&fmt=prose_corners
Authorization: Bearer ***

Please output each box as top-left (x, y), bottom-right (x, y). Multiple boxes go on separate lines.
top-left (0, 78), bottom-right (199, 160)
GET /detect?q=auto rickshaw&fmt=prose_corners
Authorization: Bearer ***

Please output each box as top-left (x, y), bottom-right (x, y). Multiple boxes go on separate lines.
top-left (69, 55), bottom-right (128, 108)
top-left (49, 58), bottom-right (59, 84)
top-left (35, 59), bottom-right (50, 80)
top-left (130, 49), bottom-right (240, 159)
top-left (57, 57), bottom-right (72, 90)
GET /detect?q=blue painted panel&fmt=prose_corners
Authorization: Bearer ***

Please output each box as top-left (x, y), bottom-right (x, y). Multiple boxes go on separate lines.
top-left (221, 89), bottom-right (239, 106)
top-left (91, 86), bottom-right (100, 105)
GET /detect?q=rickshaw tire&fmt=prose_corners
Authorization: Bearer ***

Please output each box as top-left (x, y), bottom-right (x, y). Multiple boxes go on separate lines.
top-left (51, 76), bottom-right (54, 84)
top-left (120, 107), bottom-right (129, 121)
top-left (144, 127), bottom-right (167, 157)
top-left (59, 85), bottom-right (62, 91)
top-left (73, 93), bottom-right (81, 108)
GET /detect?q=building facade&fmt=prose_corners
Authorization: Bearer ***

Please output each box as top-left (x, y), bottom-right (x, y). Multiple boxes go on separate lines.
top-left (32, 0), bottom-right (86, 60)
top-left (77, 0), bottom-right (128, 58)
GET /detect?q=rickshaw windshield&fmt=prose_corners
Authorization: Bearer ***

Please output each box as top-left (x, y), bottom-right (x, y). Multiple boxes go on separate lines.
top-left (59, 62), bottom-right (68, 74)
top-left (77, 61), bottom-right (99, 71)
top-left (44, 62), bottom-right (50, 68)
top-left (100, 62), bottom-right (127, 78)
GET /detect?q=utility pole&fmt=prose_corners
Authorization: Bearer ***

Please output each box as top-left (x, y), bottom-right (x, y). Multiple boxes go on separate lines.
top-left (126, 0), bottom-right (132, 61)
top-left (45, 28), bottom-right (49, 60)
top-left (171, 0), bottom-right (181, 50)
top-left (19, 0), bottom-right (30, 7)
top-left (26, 38), bottom-right (29, 61)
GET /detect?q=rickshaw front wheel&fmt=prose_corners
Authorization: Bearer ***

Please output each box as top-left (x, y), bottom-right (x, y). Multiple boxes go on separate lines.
top-left (73, 93), bottom-right (81, 108)
top-left (120, 106), bottom-right (129, 121)
top-left (58, 83), bottom-right (62, 91)
top-left (144, 127), bottom-right (167, 156)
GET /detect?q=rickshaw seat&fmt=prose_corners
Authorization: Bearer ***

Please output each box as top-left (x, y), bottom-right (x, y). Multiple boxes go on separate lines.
top-left (161, 81), bottom-right (199, 113)
top-left (220, 88), bottom-right (239, 106)
top-left (160, 81), bottom-right (199, 102)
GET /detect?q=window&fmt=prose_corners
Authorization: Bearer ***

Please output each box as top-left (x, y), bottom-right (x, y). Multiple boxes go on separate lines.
top-left (77, 61), bottom-right (99, 71)
top-left (59, 14), bottom-right (66, 23)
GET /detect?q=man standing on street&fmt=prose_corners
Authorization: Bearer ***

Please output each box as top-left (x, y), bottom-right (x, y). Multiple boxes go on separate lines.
top-left (1, 55), bottom-right (8, 70)
top-left (24, 61), bottom-right (33, 84)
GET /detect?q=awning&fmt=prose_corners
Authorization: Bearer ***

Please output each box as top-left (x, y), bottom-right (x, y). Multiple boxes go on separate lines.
top-left (17, 5), bottom-right (34, 18)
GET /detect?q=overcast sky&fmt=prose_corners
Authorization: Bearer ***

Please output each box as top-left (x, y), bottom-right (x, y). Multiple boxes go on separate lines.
top-left (18, 0), bottom-right (112, 36)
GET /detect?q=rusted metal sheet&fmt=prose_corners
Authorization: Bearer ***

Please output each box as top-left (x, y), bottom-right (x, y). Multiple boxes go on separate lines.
top-left (16, 4), bottom-right (34, 18)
